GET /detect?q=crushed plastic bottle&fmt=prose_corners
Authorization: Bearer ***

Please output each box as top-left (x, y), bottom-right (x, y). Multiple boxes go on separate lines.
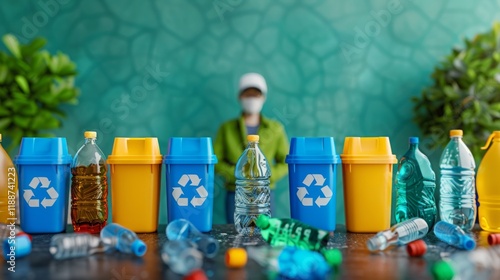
top-left (100, 223), bottom-right (147, 257)
top-left (162, 239), bottom-right (202, 275)
top-left (394, 137), bottom-right (437, 229)
top-left (433, 221), bottom-right (476, 250)
top-left (50, 233), bottom-right (104, 260)
top-left (166, 219), bottom-right (219, 258)
top-left (234, 135), bottom-right (271, 236)
top-left (367, 217), bottom-right (429, 251)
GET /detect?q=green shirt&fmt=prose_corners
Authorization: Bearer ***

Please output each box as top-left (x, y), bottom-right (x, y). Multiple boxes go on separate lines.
top-left (214, 115), bottom-right (289, 191)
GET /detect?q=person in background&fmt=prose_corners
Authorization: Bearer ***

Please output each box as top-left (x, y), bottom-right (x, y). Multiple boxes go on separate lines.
top-left (214, 73), bottom-right (289, 223)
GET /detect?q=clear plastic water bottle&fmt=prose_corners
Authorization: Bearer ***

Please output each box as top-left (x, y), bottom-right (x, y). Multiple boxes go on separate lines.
top-left (0, 223), bottom-right (31, 258)
top-left (161, 240), bottom-right (202, 275)
top-left (50, 233), bottom-right (105, 259)
top-left (166, 219), bottom-right (219, 258)
top-left (71, 131), bottom-right (108, 233)
top-left (234, 135), bottom-right (271, 236)
top-left (433, 221), bottom-right (476, 250)
top-left (247, 246), bottom-right (337, 280)
top-left (439, 129), bottom-right (476, 231)
top-left (395, 137), bottom-right (437, 229)
top-left (100, 223), bottom-right (147, 257)
top-left (431, 246), bottom-right (500, 280)
top-left (367, 217), bottom-right (429, 251)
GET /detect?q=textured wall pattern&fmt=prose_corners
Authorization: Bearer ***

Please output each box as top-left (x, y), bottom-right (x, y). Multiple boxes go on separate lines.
top-left (1, 0), bottom-right (500, 225)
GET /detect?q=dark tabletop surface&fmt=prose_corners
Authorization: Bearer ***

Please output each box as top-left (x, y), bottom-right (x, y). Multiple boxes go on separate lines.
top-left (0, 224), bottom-right (496, 280)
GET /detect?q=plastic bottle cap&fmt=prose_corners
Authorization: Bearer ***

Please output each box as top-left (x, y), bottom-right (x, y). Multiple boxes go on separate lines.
top-left (131, 239), bottom-right (147, 257)
top-left (406, 240), bottom-right (427, 257)
top-left (84, 131), bottom-right (97, 138)
top-left (184, 269), bottom-right (208, 280)
top-left (3, 234), bottom-right (32, 259)
top-left (322, 249), bottom-right (342, 267)
top-left (488, 233), bottom-right (500, 245)
top-left (449, 130), bottom-right (463, 137)
top-left (255, 215), bottom-right (270, 229)
top-left (409, 137), bottom-right (419, 144)
top-left (225, 248), bottom-right (247, 268)
top-left (247, 135), bottom-right (259, 142)
top-left (432, 261), bottom-right (455, 280)
top-left (461, 236), bottom-right (476, 250)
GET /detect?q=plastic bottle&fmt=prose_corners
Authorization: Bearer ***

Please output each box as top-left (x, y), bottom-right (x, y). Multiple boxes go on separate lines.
top-left (431, 245), bottom-right (500, 280)
top-left (234, 135), bottom-right (271, 236)
top-left (439, 129), bottom-right (476, 231)
top-left (100, 223), bottom-right (147, 257)
top-left (247, 246), bottom-right (338, 280)
top-left (367, 217), bottom-right (429, 251)
top-left (161, 240), bottom-right (202, 275)
top-left (433, 221), bottom-right (476, 250)
top-left (49, 233), bottom-right (105, 260)
top-left (476, 131), bottom-right (500, 232)
top-left (256, 214), bottom-right (330, 251)
top-left (0, 134), bottom-right (18, 224)
top-left (166, 219), bottom-right (219, 258)
top-left (71, 131), bottom-right (108, 233)
top-left (0, 223), bottom-right (31, 259)
top-left (394, 137), bottom-right (437, 229)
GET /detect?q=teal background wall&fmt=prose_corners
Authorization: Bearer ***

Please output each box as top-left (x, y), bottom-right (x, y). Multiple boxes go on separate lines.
top-left (1, 0), bottom-right (500, 226)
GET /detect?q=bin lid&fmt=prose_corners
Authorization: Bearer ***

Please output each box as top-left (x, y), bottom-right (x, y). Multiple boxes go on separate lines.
top-left (285, 137), bottom-right (341, 164)
top-left (163, 137), bottom-right (218, 164)
top-left (341, 137), bottom-right (397, 164)
top-left (107, 138), bottom-right (162, 164)
top-left (14, 137), bottom-right (72, 165)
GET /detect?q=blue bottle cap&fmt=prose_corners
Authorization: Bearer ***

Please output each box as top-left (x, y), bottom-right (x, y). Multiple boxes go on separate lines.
top-left (460, 235), bottom-right (476, 251)
top-left (409, 137), bottom-right (419, 144)
top-left (131, 239), bottom-right (147, 257)
top-left (3, 234), bottom-right (32, 259)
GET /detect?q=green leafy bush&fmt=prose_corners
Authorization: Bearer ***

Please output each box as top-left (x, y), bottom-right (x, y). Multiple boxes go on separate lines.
top-left (413, 23), bottom-right (500, 162)
top-left (0, 34), bottom-right (79, 151)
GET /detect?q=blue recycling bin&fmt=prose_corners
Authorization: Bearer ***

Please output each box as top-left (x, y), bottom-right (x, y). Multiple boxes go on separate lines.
top-left (15, 138), bottom-right (72, 234)
top-left (163, 137), bottom-right (218, 232)
top-left (285, 137), bottom-right (341, 232)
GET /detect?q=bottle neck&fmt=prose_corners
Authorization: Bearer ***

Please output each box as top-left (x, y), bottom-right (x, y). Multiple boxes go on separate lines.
top-left (409, 143), bottom-right (418, 150)
top-left (248, 140), bottom-right (259, 148)
top-left (85, 138), bottom-right (97, 145)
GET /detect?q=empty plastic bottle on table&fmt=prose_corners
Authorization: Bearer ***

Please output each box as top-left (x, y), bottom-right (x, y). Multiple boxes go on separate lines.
top-left (439, 130), bottom-right (476, 232)
top-left (395, 137), bottom-right (437, 229)
top-left (162, 239), bottom-right (202, 275)
top-left (50, 233), bottom-right (105, 260)
top-left (476, 131), bottom-right (500, 232)
top-left (0, 223), bottom-right (31, 259)
top-left (431, 245), bottom-right (500, 280)
top-left (100, 223), bottom-right (147, 257)
top-left (71, 131), bottom-right (108, 233)
top-left (166, 219), bottom-right (219, 258)
top-left (367, 217), bottom-right (429, 251)
top-left (234, 135), bottom-right (271, 236)
top-left (256, 214), bottom-right (330, 252)
top-left (0, 134), bottom-right (18, 224)
top-left (247, 246), bottom-right (337, 280)
top-left (433, 221), bottom-right (476, 250)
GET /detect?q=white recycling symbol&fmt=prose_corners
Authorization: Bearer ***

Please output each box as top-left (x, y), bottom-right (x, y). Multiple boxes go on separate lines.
top-left (172, 174), bottom-right (208, 207)
top-left (23, 177), bottom-right (59, 208)
top-left (297, 174), bottom-right (332, 207)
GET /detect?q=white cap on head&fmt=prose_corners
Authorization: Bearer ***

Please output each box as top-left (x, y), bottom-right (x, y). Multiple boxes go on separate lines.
top-left (239, 73), bottom-right (267, 96)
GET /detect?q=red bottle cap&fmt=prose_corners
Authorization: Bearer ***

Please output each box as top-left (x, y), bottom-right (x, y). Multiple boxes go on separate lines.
top-left (488, 233), bottom-right (500, 245)
top-left (406, 240), bottom-right (427, 257)
top-left (184, 269), bottom-right (208, 280)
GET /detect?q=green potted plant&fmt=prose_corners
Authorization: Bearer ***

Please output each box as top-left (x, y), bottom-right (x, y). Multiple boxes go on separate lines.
top-left (0, 34), bottom-right (79, 151)
top-left (413, 22), bottom-right (500, 162)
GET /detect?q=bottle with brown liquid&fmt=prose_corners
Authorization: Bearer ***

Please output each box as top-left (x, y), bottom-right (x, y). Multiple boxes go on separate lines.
top-left (71, 131), bottom-right (108, 233)
top-left (0, 134), bottom-right (18, 223)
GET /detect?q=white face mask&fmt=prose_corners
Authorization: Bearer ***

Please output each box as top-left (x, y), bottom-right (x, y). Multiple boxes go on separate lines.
top-left (240, 97), bottom-right (264, 114)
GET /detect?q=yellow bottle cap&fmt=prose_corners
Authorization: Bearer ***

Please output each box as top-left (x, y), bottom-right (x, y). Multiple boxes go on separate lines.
top-left (247, 135), bottom-right (259, 142)
top-left (450, 130), bottom-right (463, 137)
top-left (84, 131), bottom-right (97, 138)
top-left (225, 248), bottom-right (247, 268)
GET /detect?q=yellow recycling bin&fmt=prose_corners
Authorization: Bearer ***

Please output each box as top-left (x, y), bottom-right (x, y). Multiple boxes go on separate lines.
top-left (341, 137), bottom-right (397, 233)
top-left (107, 137), bottom-right (162, 233)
